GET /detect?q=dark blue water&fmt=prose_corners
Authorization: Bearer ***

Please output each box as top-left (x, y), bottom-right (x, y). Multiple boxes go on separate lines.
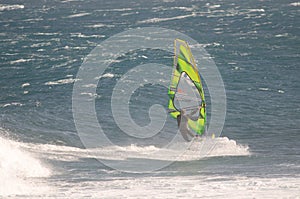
top-left (0, 0), bottom-right (299, 197)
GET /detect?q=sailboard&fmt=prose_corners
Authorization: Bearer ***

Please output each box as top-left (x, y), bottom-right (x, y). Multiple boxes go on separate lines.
top-left (168, 39), bottom-right (206, 136)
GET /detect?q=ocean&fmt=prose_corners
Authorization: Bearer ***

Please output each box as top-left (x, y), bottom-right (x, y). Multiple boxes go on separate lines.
top-left (0, 0), bottom-right (299, 198)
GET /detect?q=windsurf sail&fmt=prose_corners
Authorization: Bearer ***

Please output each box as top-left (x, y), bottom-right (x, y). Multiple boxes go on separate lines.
top-left (168, 39), bottom-right (206, 135)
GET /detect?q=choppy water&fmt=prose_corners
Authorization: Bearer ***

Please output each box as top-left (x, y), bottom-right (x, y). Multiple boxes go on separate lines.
top-left (0, 0), bottom-right (299, 198)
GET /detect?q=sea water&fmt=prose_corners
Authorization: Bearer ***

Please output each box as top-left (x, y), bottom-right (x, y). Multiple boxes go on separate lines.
top-left (0, 0), bottom-right (299, 198)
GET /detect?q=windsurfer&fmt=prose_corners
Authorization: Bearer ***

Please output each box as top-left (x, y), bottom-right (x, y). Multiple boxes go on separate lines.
top-left (177, 109), bottom-right (197, 142)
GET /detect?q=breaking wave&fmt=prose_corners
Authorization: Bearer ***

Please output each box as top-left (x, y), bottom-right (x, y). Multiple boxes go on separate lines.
top-left (0, 129), bottom-right (51, 196)
top-left (20, 136), bottom-right (250, 163)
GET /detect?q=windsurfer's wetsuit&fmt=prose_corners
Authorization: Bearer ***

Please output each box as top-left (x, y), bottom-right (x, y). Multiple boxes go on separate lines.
top-left (177, 110), bottom-right (197, 142)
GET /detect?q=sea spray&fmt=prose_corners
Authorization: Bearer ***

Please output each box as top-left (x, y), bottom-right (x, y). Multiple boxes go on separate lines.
top-left (0, 130), bottom-right (51, 196)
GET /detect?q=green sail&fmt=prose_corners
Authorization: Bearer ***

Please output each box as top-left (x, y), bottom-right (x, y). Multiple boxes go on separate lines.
top-left (168, 39), bottom-right (206, 135)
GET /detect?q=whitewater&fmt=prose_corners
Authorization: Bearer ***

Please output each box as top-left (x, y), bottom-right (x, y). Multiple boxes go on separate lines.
top-left (1, 129), bottom-right (299, 198)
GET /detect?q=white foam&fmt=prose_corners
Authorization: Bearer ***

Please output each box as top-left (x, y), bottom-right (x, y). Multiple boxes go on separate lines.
top-left (30, 42), bottom-right (52, 48)
top-left (191, 42), bottom-right (223, 48)
top-left (3, 138), bottom-right (298, 198)
top-left (80, 92), bottom-right (100, 98)
top-left (21, 82), bottom-right (30, 88)
top-left (138, 14), bottom-right (195, 24)
top-left (108, 8), bottom-right (133, 11)
top-left (23, 136), bottom-right (249, 163)
top-left (290, 2), bottom-right (300, 6)
top-left (103, 73), bottom-right (114, 78)
top-left (51, 59), bottom-right (78, 68)
top-left (94, 73), bottom-right (115, 79)
top-left (82, 84), bottom-right (97, 88)
top-left (33, 32), bottom-right (61, 36)
top-left (182, 137), bottom-right (250, 160)
top-left (208, 4), bottom-right (221, 9)
top-left (70, 32), bottom-right (105, 38)
top-left (275, 33), bottom-right (289, 38)
top-left (20, 143), bottom-right (92, 162)
top-left (0, 133), bottom-right (51, 196)
top-left (152, 6), bottom-right (195, 12)
top-left (259, 87), bottom-right (269, 91)
top-left (14, 138), bottom-right (300, 198)
top-left (85, 23), bottom-right (115, 28)
top-left (245, 8), bottom-right (265, 13)
top-left (45, 78), bottom-right (80, 85)
top-left (1, 102), bottom-right (24, 108)
top-left (51, 175), bottom-right (300, 198)
top-left (10, 58), bottom-right (33, 64)
top-left (66, 12), bottom-right (90, 18)
top-left (0, 4), bottom-right (24, 11)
